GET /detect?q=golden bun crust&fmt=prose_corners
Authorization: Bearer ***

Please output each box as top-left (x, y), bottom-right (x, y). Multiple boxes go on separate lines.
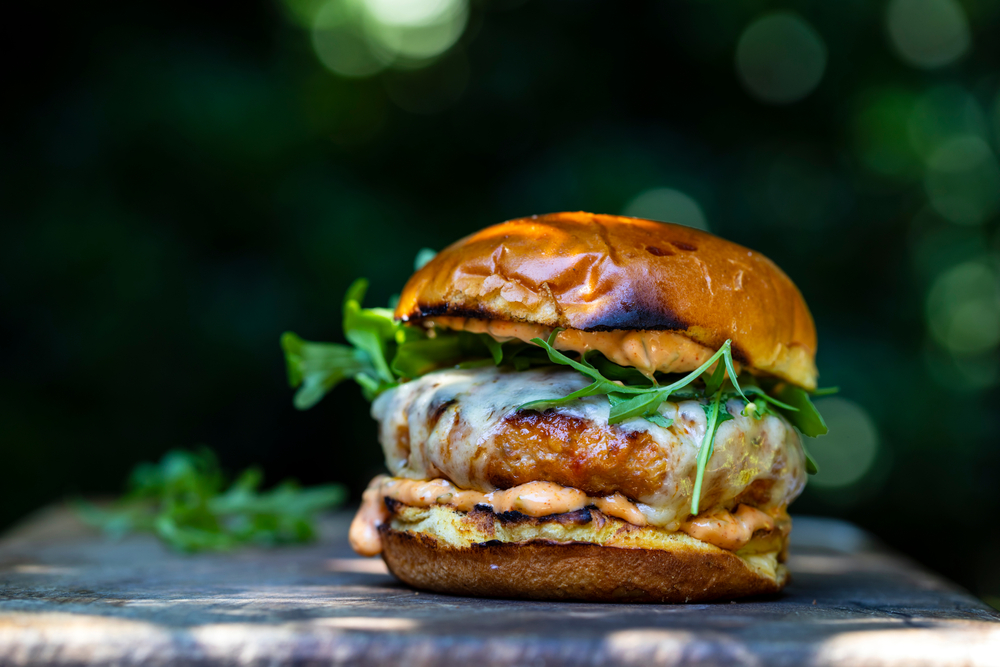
top-left (382, 531), bottom-right (786, 603)
top-left (396, 212), bottom-right (817, 389)
top-left (378, 503), bottom-right (789, 603)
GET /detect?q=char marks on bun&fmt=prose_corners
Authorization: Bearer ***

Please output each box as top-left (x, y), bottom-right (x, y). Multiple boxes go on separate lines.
top-left (397, 211), bottom-right (818, 390)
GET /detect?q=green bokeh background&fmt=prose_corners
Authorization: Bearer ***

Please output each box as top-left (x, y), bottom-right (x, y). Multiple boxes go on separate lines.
top-left (4, 0), bottom-right (999, 601)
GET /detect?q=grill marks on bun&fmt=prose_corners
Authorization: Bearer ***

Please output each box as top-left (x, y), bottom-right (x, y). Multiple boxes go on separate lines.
top-left (378, 503), bottom-right (789, 603)
top-left (396, 211), bottom-right (818, 390)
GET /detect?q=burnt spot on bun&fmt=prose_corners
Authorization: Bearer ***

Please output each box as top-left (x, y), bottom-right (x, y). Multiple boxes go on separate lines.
top-left (578, 297), bottom-right (689, 333)
top-left (729, 341), bottom-right (750, 364)
top-left (494, 508), bottom-right (594, 526)
top-left (393, 211), bottom-right (819, 390)
top-left (407, 302), bottom-right (492, 323)
top-left (473, 539), bottom-right (504, 547)
top-left (646, 245), bottom-right (674, 257)
top-left (385, 496), bottom-right (405, 515)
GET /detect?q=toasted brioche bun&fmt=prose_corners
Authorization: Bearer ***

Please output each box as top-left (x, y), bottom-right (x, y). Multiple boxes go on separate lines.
top-left (379, 503), bottom-right (788, 603)
top-left (396, 212), bottom-right (817, 389)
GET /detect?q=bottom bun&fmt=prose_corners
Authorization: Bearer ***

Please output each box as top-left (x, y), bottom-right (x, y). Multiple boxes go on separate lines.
top-left (379, 503), bottom-right (789, 603)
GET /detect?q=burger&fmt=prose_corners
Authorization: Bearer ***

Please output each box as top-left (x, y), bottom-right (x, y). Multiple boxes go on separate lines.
top-left (282, 211), bottom-right (829, 603)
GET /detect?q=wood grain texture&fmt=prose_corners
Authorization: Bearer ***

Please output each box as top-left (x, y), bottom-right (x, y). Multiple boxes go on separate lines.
top-left (0, 506), bottom-right (997, 666)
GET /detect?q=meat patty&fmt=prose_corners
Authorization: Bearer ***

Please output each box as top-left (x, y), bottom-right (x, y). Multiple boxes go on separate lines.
top-left (371, 365), bottom-right (806, 529)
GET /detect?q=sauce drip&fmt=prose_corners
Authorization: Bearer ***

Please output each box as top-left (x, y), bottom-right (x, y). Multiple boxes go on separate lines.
top-left (681, 505), bottom-right (776, 551)
top-left (350, 476), bottom-right (782, 557)
top-left (348, 476), bottom-right (391, 557)
top-left (429, 316), bottom-right (738, 377)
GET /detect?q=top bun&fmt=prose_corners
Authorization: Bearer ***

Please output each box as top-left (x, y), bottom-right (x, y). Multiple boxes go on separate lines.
top-left (396, 212), bottom-right (817, 389)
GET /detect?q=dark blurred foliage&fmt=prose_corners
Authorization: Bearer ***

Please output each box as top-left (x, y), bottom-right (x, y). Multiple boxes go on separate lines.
top-left (3, 0), bottom-right (1000, 598)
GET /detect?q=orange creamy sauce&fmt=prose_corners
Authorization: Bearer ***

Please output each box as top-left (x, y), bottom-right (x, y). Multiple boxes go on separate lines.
top-left (429, 317), bottom-right (730, 377)
top-left (681, 505), bottom-right (777, 551)
top-left (349, 475), bottom-right (781, 557)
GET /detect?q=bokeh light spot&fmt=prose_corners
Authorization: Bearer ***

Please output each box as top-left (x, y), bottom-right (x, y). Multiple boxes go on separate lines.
top-left (622, 188), bottom-right (708, 231)
top-left (362, 0), bottom-right (468, 62)
top-left (364, 0), bottom-right (456, 26)
top-left (309, 0), bottom-right (468, 78)
top-left (924, 136), bottom-right (1000, 226)
top-left (886, 0), bottom-right (970, 69)
top-left (851, 88), bottom-right (921, 180)
top-left (806, 398), bottom-right (880, 489)
top-left (735, 13), bottom-right (827, 105)
top-left (282, 0), bottom-right (328, 27)
top-left (908, 85), bottom-right (989, 162)
top-left (312, 0), bottom-right (388, 78)
top-left (927, 260), bottom-right (1000, 355)
top-left (923, 343), bottom-right (1000, 391)
top-left (992, 89), bottom-right (1000, 152)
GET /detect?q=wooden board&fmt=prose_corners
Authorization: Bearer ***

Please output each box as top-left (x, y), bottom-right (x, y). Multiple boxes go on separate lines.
top-left (0, 506), bottom-right (997, 666)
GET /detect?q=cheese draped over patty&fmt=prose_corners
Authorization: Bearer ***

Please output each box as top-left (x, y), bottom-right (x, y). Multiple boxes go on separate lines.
top-left (372, 365), bottom-right (806, 530)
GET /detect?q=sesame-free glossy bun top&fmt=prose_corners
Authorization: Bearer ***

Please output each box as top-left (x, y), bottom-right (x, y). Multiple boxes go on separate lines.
top-left (395, 212), bottom-right (818, 389)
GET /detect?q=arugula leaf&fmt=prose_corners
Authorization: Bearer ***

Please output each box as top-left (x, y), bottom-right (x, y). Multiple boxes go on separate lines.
top-left (691, 389), bottom-right (730, 515)
top-left (520, 379), bottom-right (621, 411)
top-left (511, 356), bottom-right (533, 371)
top-left (286, 277), bottom-right (582, 408)
top-left (280, 332), bottom-right (371, 410)
top-left (391, 332), bottom-right (494, 378)
top-left (587, 353), bottom-right (654, 386)
top-left (77, 448), bottom-right (346, 552)
top-left (481, 335), bottom-right (504, 365)
top-left (740, 385), bottom-right (799, 412)
top-left (607, 390), bottom-right (671, 423)
top-left (770, 383), bottom-right (829, 437)
top-left (722, 350), bottom-right (750, 404)
top-left (342, 279), bottom-right (399, 384)
top-left (811, 386), bottom-right (840, 397)
top-left (803, 447), bottom-right (820, 475)
top-left (529, 329), bottom-right (619, 385)
top-left (646, 414), bottom-right (674, 428)
top-left (517, 330), bottom-right (653, 410)
top-left (741, 396), bottom-right (777, 421)
top-left (609, 391), bottom-right (675, 427)
top-left (354, 373), bottom-right (395, 401)
top-left (702, 357), bottom-right (728, 396)
top-left (522, 336), bottom-right (747, 429)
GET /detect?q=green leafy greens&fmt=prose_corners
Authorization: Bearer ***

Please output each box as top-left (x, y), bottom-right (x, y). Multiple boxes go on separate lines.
top-left (77, 448), bottom-right (346, 552)
top-left (517, 331), bottom-right (763, 514)
top-left (283, 276), bottom-right (833, 517)
top-left (283, 278), bottom-right (544, 407)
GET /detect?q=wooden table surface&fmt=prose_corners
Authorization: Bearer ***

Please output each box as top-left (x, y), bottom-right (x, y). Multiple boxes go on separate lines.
top-left (0, 506), bottom-right (996, 666)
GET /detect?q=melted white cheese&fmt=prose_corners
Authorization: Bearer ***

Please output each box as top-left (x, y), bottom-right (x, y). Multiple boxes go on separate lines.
top-left (371, 365), bottom-right (806, 529)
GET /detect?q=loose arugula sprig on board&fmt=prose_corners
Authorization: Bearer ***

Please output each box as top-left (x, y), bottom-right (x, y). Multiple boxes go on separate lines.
top-left (283, 276), bottom-right (832, 516)
top-left (77, 449), bottom-right (346, 552)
